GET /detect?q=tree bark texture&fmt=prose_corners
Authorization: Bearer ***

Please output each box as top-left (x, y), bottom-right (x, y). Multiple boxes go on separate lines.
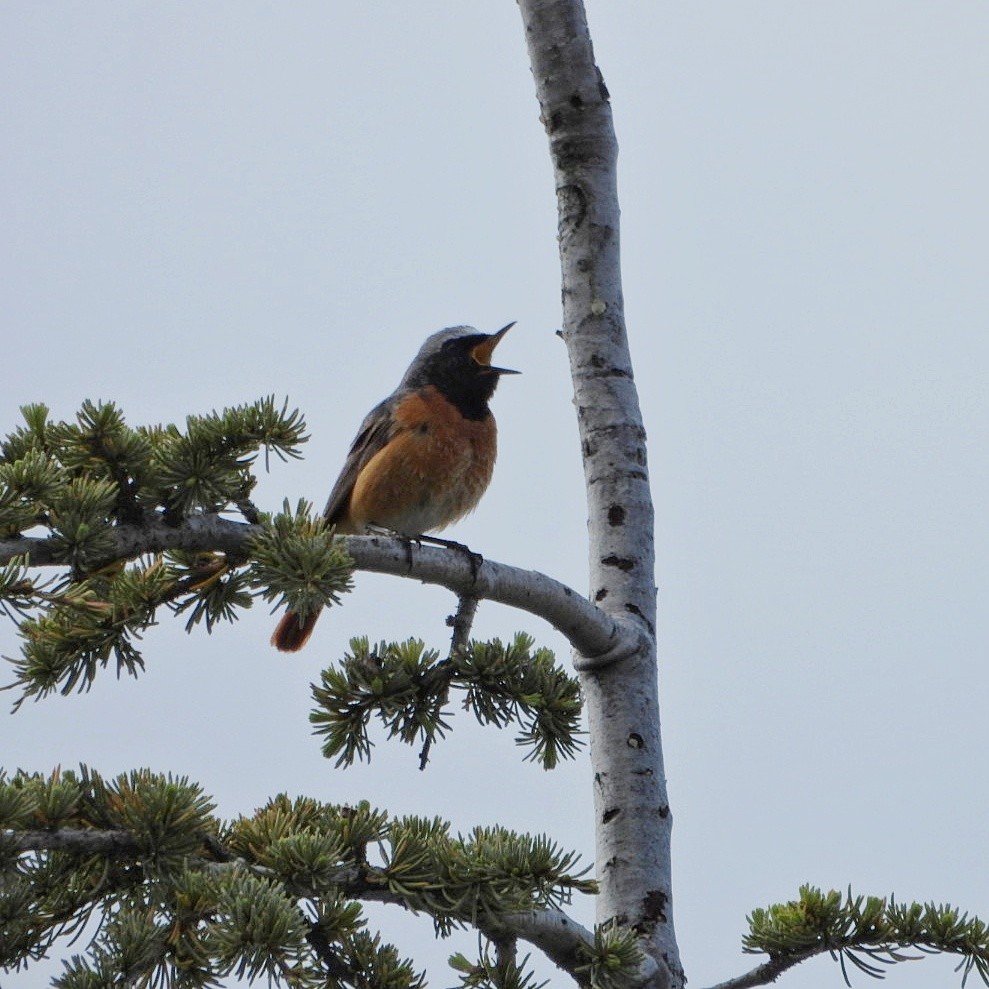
top-left (517, 2), bottom-right (682, 986)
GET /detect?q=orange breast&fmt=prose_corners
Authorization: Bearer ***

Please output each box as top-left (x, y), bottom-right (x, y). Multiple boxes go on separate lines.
top-left (348, 387), bottom-right (497, 535)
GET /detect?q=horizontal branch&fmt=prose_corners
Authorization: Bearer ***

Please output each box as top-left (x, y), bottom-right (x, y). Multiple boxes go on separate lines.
top-left (3, 827), bottom-right (141, 856)
top-left (0, 514), bottom-right (643, 666)
top-left (4, 825), bottom-right (612, 981)
top-left (2, 827), bottom-right (402, 906)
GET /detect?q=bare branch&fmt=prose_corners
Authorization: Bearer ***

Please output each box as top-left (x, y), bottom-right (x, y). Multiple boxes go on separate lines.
top-left (701, 952), bottom-right (822, 989)
top-left (0, 514), bottom-right (252, 566)
top-left (0, 516), bottom-right (643, 665)
top-left (3, 827), bottom-right (141, 856)
top-left (348, 534), bottom-right (643, 665)
top-left (493, 910), bottom-right (591, 972)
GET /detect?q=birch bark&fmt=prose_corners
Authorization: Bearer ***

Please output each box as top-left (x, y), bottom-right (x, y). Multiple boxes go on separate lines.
top-left (517, 2), bottom-right (682, 985)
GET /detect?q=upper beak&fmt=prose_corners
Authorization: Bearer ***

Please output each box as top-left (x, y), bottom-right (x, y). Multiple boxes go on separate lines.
top-left (473, 321), bottom-right (520, 374)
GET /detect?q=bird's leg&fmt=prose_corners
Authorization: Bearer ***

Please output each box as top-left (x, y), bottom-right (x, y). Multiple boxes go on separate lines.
top-left (415, 533), bottom-right (465, 551)
top-left (365, 523), bottom-right (418, 569)
top-left (364, 527), bottom-right (483, 579)
top-left (416, 533), bottom-right (484, 582)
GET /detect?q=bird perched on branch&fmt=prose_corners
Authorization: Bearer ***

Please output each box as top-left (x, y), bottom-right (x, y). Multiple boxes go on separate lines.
top-left (271, 323), bottom-right (518, 652)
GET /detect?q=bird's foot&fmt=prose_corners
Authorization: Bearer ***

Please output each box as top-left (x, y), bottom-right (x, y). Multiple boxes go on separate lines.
top-left (417, 534), bottom-right (484, 581)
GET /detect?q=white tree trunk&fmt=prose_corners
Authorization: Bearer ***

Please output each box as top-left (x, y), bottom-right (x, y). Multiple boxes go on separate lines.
top-left (0, 5), bottom-right (683, 981)
top-left (518, 2), bottom-right (682, 986)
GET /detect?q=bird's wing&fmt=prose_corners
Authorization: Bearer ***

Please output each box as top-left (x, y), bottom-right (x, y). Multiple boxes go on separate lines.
top-left (322, 396), bottom-right (398, 526)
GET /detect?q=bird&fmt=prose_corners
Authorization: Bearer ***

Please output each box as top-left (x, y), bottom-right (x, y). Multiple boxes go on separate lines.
top-left (271, 322), bottom-right (518, 652)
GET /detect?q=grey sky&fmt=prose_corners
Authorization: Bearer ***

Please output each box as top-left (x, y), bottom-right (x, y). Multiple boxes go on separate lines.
top-left (3, 4), bottom-right (988, 987)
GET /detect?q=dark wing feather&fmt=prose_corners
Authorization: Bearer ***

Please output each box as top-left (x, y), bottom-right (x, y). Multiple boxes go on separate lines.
top-left (322, 396), bottom-right (398, 526)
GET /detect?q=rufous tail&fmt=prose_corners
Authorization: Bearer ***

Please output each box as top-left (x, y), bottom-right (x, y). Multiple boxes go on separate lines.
top-left (271, 609), bottom-right (321, 652)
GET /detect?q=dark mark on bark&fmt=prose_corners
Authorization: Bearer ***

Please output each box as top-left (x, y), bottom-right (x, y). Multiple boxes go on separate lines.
top-left (556, 183), bottom-right (587, 227)
top-left (643, 889), bottom-right (668, 922)
top-left (625, 602), bottom-right (654, 635)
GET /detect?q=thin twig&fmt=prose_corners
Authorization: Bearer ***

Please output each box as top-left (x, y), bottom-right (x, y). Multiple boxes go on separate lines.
top-left (417, 729), bottom-right (437, 771)
top-left (447, 592), bottom-right (479, 657)
top-left (418, 593), bottom-right (479, 770)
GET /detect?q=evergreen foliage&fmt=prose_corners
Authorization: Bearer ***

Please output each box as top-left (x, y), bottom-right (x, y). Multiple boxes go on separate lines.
top-left (310, 633), bottom-right (583, 770)
top-left (742, 885), bottom-right (989, 987)
top-left (5, 399), bottom-right (988, 987)
top-left (250, 498), bottom-right (355, 622)
top-left (1, 401), bottom-right (605, 985)
top-left (0, 398), bottom-right (307, 534)
top-left (0, 770), bottom-right (607, 989)
top-left (0, 400), bottom-right (357, 705)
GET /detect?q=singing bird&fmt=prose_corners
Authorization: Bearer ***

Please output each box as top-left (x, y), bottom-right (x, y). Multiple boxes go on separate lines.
top-left (271, 323), bottom-right (518, 652)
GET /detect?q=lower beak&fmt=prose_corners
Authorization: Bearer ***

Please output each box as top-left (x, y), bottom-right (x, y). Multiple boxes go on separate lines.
top-left (476, 321), bottom-right (520, 374)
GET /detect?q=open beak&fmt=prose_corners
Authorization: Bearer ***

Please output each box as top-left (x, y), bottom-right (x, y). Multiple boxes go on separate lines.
top-left (472, 321), bottom-right (520, 374)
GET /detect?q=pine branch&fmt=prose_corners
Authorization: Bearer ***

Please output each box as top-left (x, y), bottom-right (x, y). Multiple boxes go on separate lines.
top-left (1, 398), bottom-right (641, 716)
top-left (703, 885), bottom-right (989, 989)
top-left (0, 516), bottom-right (642, 666)
top-left (311, 634), bottom-right (583, 771)
top-left (2, 826), bottom-right (395, 904)
top-left (0, 780), bottom-right (622, 987)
